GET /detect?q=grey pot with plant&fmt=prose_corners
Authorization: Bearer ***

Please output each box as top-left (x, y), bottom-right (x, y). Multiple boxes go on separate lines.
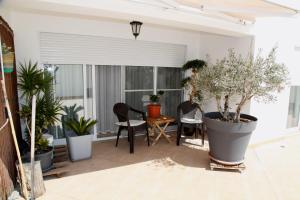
top-left (65, 116), bottom-right (97, 161)
top-left (198, 48), bottom-right (289, 164)
top-left (18, 61), bottom-right (62, 171)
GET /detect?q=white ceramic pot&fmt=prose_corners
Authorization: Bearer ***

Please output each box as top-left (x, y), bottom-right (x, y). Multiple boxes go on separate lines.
top-left (66, 133), bottom-right (93, 161)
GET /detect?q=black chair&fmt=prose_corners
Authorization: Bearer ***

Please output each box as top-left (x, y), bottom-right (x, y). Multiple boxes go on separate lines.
top-left (113, 103), bottom-right (150, 153)
top-left (176, 101), bottom-right (204, 146)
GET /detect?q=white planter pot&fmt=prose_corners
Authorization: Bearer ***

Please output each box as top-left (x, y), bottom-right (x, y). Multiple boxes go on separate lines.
top-left (66, 133), bottom-right (93, 161)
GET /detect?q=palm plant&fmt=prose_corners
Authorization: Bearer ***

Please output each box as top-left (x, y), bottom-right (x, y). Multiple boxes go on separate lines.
top-left (18, 61), bottom-right (62, 152)
top-left (61, 104), bottom-right (84, 136)
top-left (65, 117), bottom-right (97, 136)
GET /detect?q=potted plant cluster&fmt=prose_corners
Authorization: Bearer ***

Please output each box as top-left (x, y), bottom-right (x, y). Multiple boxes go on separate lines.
top-left (197, 48), bottom-right (289, 164)
top-left (65, 116), bottom-right (97, 161)
top-left (148, 90), bottom-right (164, 118)
top-left (18, 61), bottom-right (62, 171)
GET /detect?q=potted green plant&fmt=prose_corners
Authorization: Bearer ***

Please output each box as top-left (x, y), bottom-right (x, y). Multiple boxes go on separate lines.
top-left (18, 61), bottom-right (62, 171)
top-left (198, 48), bottom-right (289, 165)
top-left (148, 90), bottom-right (164, 118)
top-left (181, 59), bottom-right (206, 108)
top-left (61, 104), bottom-right (84, 136)
top-left (65, 117), bottom-right (97, 161)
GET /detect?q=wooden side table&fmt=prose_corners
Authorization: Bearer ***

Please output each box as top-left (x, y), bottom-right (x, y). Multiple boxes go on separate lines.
top-left (147, 115), bottom-right (175, 145)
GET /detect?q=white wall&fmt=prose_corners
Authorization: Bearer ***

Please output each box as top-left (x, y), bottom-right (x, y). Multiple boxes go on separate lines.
top-left (250, 17), bottom-right (300, 143)
top-left (5, 9), bottom-right (254, 139)
top-left (9, 11), bottom-right (252, 65)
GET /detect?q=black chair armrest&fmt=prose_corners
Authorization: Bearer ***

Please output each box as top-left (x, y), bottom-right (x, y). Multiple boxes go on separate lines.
top-left (130, 107), bottom-right (146, 120)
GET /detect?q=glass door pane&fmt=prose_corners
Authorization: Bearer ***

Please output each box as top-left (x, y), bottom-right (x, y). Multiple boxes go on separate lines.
top-left (95, 65), bottom-right (121, 138)
top-left (46, 64), bottom-right (85, 140)
top-left (125, 66), bottom-right (154, 118)
top-left (287, 86), bottom-right (300, 128)
top-left (157, 67), bottom-right (182, 118)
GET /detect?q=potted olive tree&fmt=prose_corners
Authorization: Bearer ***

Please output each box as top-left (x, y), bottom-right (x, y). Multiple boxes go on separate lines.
top-left (147, 91), bottom-right (164, 118)
top-left (198, 48), bottom-right (289, 165)
top-left (65, 117), bottom-right (97, 161)
top-left (18, 61), bottom-right (62, 171)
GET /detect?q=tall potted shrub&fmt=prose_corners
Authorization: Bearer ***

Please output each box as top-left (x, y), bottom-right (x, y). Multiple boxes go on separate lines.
top-left (181, 59), bottom-right (206, 108)
top-left (147, 91), bottom-right (164, 118)
top-left (198, 48), bottom-right (288, 164)
top-left (18, 61), bottom-right (62, 171)
top-left (65, 117), bottom-right (97, 161)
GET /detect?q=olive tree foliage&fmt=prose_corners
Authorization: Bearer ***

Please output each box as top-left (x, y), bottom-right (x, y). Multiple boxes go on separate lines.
top-left (197, 47), bottom-right (289, 122)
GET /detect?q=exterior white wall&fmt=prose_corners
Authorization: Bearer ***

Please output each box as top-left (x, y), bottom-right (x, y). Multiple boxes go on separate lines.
top-left (3, 10), bottom-right (254, 139)
top-left (8, 11), bottom-right (252, 63)
top-left (250, 17), bottom-right (300, 143)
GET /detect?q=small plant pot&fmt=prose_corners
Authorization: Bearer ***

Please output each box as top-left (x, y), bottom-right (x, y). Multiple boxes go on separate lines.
top-left (147, 104), bottom-right (161, 118)
top-left (204, 112), bottom-right (257, 165)
top-left (66, 132), bottom-right (93, 161)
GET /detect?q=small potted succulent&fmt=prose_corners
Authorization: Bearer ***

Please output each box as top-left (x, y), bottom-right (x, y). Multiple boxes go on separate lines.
top-left (65, 117), bottom-right (97, 161)
top-left (148, 91), bottom-right (164, 118)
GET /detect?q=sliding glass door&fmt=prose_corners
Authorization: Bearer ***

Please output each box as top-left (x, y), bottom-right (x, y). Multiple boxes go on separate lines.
top-left (95, 65), bottom-right (121, 138)
top-left (45, 64), bottom-right (182, 142)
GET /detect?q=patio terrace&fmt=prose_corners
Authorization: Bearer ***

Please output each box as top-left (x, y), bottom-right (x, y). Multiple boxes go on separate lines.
top-left (40, 133), bottom-right (300, 200)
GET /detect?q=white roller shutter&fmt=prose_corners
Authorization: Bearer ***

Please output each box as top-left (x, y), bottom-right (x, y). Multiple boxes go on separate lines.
top-left (40, 32), bottom-right (186, 67)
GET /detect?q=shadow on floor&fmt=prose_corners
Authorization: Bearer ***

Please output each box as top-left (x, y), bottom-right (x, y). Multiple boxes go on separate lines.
top-left (52, 132), bottom-right (211, 178)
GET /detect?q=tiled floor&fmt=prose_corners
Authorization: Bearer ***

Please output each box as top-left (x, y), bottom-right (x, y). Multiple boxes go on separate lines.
top-left (39, 133), bottom-right (300, 200)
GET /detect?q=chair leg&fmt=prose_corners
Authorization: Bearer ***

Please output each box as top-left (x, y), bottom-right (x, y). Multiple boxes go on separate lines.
top-left (177, 124), bottom-right (182, 146)
top-left (146, 127), bottom-right (150, 146)
top-left (129, 127), bottom-right (134, 154)
top-left (115, 127), bottom-right (121, 147)
top-left (201, 124), bottom-right (205, 146)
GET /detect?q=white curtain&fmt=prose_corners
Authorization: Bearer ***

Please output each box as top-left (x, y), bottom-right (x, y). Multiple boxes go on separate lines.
top-left (96, 65), bottom-right (121, 132)
top-left (54, 64), bottom-right (83, 99)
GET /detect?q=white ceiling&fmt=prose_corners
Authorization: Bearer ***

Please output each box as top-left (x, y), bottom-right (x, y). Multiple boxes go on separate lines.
top-left (2, 0), bottom-right (299, 37)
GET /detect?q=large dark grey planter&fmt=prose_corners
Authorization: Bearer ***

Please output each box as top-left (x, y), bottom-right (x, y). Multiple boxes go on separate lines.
top-left (23, 147), bottom-right (53, 172)
top-left (204, 112), bottom-right (257, 165)
top-left (66, 131), bottom-right (93, 161)
top-left (35, 148), bottom-right (53, 171)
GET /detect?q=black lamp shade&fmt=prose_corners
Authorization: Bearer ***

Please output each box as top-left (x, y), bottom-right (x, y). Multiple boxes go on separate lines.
top-left (130, 21), bottom-right (143, 39)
